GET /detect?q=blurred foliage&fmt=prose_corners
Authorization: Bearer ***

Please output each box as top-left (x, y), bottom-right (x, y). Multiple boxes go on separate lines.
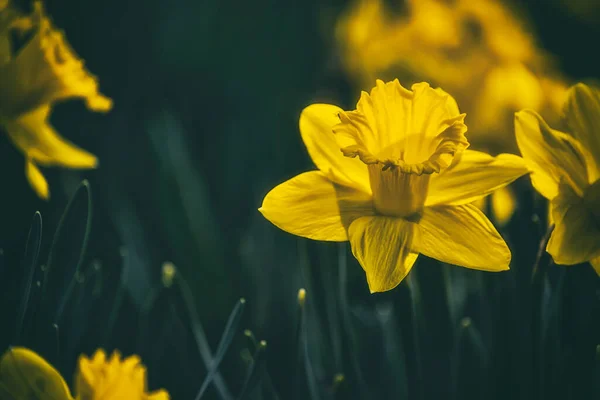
top-left (1, 0), bottom-right (600, 399)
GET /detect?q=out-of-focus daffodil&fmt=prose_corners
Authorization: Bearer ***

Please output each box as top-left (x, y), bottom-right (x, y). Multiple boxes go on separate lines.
top-left (260, 80), bottom-right (529, 293)
top-left (76, 349), bottom-right (169, 400)
top-left (515, 83), bottom-right (600, 275)
top-left (336, 0), bottom-right (568, 152)
top-left (473, 185), bottom-right (517, 226)
top-left (0, 1), bottom-right (111, 199)
top-left (0, 347), bottom-right (72, 399)
top-left (0, 347), bottom-right (169, 400)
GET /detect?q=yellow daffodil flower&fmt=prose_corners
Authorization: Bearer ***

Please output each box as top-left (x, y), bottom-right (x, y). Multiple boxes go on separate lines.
top-left (260, 80), bottom-right (529, 293)
top-left (75, 349), bottom-right (169, 400)
top-left (0, 347), bottom-right (169, 400)
top-left (0, 1), bottom-right (112, 199)
top-left (515, 83), bottom-right (600, 275)
top-left (336, 0), bottom-right (568, 153)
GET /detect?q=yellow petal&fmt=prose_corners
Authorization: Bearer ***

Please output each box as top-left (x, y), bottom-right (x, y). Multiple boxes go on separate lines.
top-left (563, 83), bottom-right (600, 182)
top-left (299, 103), bottom-right (371, 193)
top-left (348, 216), bottom-right (419, 293)
top-left (514, 110), bottom-right (589, 199)
top-left (426, 150), bottom-right (529, 206)
top-left (5, 105), bottom-right (98, 168)
top-left (546, 182), bottom-right (600, 265)
top-left (416, 204), bottom-right (510, 271)
top-left (25, 158), bottom-right (49, 199)
top-left (75, 349), bottom-right (167, 400)
top-left (0, 347), bottom-right (73, 400)
top-left (149, 389), bottom-right (171, 400)
top-left (259, 171), bottom-right (374, 241)
top-left (591, 257), bottom-right (600, 276)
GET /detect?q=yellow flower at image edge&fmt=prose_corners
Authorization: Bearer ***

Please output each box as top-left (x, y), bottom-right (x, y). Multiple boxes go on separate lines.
top-left (76, 350), bottom-right (169, 400)
top-left (0, 347), bottom-right (71, 399)
top-left (515, 83), bottom-right (600, 275)
top-left (260, 80), bottom-right (530, 293)
top-left (0, 1), bottom-right (112, 199)
top-left (0, 347), bottom-right (169, 400)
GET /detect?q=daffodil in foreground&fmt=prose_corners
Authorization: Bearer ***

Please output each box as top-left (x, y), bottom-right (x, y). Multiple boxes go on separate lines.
top-left (515, 83), bottom-right (600, 275)
top-left (0, 1), bottom-right (112, 199)
top-left (260, 80), bottom-right (529, 292)
top-left (0, 347), bottom-right (169, 400)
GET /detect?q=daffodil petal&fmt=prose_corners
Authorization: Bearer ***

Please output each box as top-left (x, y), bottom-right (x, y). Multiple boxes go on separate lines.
top-left (590, 257), bottom-right (600, 277)
top-left (563, 83), bottom-right (600, 181)
top-left (0, 347), bottom-right (73, 400)
top-left (546, 182), bottom-right (600, 265)
top-left (514, 110), bottom-right (589, 199)
top-left (5, 105), bottom-right (98, 168)
top-left (348, 216), bottom-right (419, 293)
top-left (259, 171), bottom-right (374, 241)
top-left (416, 204), bottom-right (510, 271)
top-left (25, 158), bottom-right (49, 199)
top-left (299, 104), bottom-right (371, 193)
top-left (426, 150), bottom-right (529, 206)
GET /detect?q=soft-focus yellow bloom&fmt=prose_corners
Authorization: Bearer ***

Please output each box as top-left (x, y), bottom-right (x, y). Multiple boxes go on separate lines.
top-left (0, 347), bottom-right (169, 400)
top-left (76, 349), bottom-right (169, 400)
top-left (515, 83), bottom-right (600, 275)
top-left (0, 1), bottom-right (111, 199)
top-left (336, 0), bottom-right (568, 152)
top-left (0, 347), bottom-right (72, 399)
top-left (473, 185), bottom-right (516, 226)
top-left (260, 80), bottom-right (529, 293)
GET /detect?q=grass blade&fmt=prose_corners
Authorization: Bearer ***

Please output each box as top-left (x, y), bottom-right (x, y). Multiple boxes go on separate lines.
top-left (195, 298), bottom-right (246, 400)
top-left (169, 264), bottom-right (233, 400)
top-left (14, 211), bottom-right (42, 343)
top-left (41, 181), bottom-right (93, 325)
top-left (237, 340), bottom-right (268, 400)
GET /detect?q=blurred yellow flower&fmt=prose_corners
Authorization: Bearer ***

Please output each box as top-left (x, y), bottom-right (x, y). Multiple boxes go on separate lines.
top-left (76, 349), bottom-right (169, 400)
top-left (515, 83), bottom-right (600, 275)
top-left (260, 80), bottom-right (529, 293)
top-left (473, 185), bottom-right (517, 226)
top-left (0, 1), bottom-right (111, 199)
top-left (0, 347), bottom-right (72, 400)
top-left (0, 347), bottom-right (169, 400)
top-left (336, 0), bottom-right (568, 152)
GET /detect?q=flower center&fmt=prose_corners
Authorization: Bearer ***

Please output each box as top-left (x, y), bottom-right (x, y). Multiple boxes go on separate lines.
top-left (368, 163), bottom-right (431, 218)
top-left (332, 80), bottom-right (469, 218)
top-left (340, 123), bottom-right (468, 218)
